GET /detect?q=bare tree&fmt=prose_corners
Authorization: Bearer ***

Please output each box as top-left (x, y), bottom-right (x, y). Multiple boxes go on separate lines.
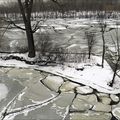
top-left (85, 31), bottom-right (96, 59)
top-left (109, 25), bottom-right (120, 87)
top-left (2, 0), bottom-right (45, 58)
top-left (110, 56), bottom-right (120, 87)
top-left (1, 0), bottom-right (44, 57)
top-left (100, 22), bottom-right (107, 68)
top-left (17, 0), bottom-right (35, 58)
top-left (97, 12), bottom-right (107, 68)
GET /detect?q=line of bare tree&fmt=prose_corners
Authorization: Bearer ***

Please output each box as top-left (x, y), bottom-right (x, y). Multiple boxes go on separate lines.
top-left (0, 0), bottom-right (120, 20)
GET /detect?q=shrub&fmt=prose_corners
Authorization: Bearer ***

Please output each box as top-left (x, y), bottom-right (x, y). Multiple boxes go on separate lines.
top-left (35, 32), bottom-right (66, 64)
top-left (85, 31), bottom-right (96, 59)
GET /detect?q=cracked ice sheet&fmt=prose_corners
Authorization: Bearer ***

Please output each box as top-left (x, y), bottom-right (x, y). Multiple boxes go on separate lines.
top-left (4, 93), bottom-right (74, 120)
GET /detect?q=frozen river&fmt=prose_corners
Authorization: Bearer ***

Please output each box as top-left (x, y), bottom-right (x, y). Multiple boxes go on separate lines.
top-left (0, 18), bottom-right (120, 55)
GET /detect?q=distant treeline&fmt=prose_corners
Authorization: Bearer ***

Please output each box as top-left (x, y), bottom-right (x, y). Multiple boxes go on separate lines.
top-left (0, 0), bottom-right (120, 19)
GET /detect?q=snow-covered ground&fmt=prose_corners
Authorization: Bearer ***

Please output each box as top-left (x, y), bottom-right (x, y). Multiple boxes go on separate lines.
top-left (38, 56), bottom-right (120, 94)
top-left (0, 53), bottom-right (120, 94)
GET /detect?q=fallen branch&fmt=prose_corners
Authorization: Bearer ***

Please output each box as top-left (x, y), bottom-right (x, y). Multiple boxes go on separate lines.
top-left (0, 88), bottom-right (27, 120)
top-left (3, 94), bottom-right (60, 119)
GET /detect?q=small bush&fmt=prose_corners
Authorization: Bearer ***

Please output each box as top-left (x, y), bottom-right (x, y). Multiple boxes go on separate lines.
top-left (85, 31), bottom-right (96, 59)
top-left (36, 32), bottom-right (66, 64)
top-left (36, 32), bottom-right (53, 55)
top-left (15, 46), bottom-right (28, 53)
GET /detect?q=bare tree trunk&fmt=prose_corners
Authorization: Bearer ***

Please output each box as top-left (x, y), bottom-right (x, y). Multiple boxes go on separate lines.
top-left (88, 48), bottom-right (91, 59)
top-left (109, 26), bottom-right (120, 87)
top-left (102, 32), bottom-right (105, 68)
top-left (25, 22), bottom-right (35, 57)
top-left (110, 56), bottom-right (120, 87)
top-left (18, 0), bottom-right (35, 58)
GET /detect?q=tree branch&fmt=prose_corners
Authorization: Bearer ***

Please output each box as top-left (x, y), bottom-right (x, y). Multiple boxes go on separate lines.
top-left (0, 23), bottom-right (11, 40)
top-left (1, 18), bottom-right (26, 31)
top-left (9, 20), bottom-right (26, 31)
top-left (32, 19), bottom-right (46, 33)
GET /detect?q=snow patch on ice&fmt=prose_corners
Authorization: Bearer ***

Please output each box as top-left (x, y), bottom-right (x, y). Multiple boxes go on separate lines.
top-left (10, 40), bottom-right (18, 48)
top-left (112, 107), bottom-right (120, 119)
top-left (0, 84), bottom-right (8, 102)
top-left (18, 92), bottom-right (25, 101)
top-left (3, 114), bottom-right (16, 120)
top-left (66, 44), bottom-right (77, 49)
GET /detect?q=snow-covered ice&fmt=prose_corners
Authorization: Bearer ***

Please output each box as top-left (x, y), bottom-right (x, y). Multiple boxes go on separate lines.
top-left (0, 83), bottom-right (8, 102)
